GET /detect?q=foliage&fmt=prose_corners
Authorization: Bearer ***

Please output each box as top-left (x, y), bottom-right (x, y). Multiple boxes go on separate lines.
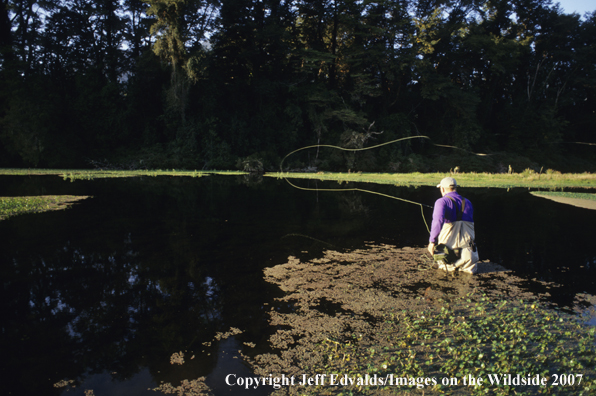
top-left (0, 82), bottom-right (49, 167)
top-left (0, 0), bottom-right (595, 170)
top-left (236, 154), bottom-right (264, 173)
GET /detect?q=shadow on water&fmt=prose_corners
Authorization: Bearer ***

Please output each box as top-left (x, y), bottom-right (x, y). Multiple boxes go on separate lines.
top-left (0, 175), bottom-right (595, 395)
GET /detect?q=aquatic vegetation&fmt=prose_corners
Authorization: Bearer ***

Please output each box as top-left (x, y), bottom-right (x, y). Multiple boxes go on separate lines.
top-left (152, 378), bottom-right (211, 395)
top-left (0, 195), bottom-right (90, 220)
top-left (255, 245), bottom-right (596, 396)
top-left (307, 295), bottom-right (596, 395)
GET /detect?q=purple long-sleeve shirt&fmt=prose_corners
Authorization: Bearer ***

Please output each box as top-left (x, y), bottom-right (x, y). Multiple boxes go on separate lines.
top-left (429, 191), bottom-right (474, 243)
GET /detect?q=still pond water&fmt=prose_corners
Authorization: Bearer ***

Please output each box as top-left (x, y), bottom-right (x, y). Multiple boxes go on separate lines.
top-left (1, 174), bottom-right (595, 396)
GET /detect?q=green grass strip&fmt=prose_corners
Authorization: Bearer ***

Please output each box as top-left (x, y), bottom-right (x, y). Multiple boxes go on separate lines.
top-left (531, 191), bottom-right (596, 201)
top-left (267, 171), bottom-right (596, 189)
top-left (0, 168), bottom-right (247, 181)
top-left (1, 168), bottom-right (595, 188)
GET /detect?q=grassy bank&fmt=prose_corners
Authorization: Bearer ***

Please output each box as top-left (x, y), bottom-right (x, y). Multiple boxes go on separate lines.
top-left (1, 168), bottom-right (595, 188)
top-left (0, 195), bottom-right (91, 220)
top-left (0, 168), bottom-right (246, 181)
top-left (267, 171), bottom-right (596, 189)
top-left (531, 191), bottom-right (596, 201)
top-left (530, 191), bottom-right (596, 210)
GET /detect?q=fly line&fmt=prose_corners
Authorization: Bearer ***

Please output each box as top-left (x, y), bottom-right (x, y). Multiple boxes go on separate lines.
top-left (279, 135), bottom-right (434, 233)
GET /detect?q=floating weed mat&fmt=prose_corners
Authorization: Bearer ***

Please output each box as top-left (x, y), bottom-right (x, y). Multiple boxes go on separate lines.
top-left (0, 195), bottom-right (90, 220)
top-left (149, 328), bottom-right (243, 396)
top-left (251, 245), bottom-right (596, 396)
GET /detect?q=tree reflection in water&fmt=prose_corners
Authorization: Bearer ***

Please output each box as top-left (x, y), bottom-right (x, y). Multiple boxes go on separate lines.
top-left (3, 234), bottom-right (226, 395)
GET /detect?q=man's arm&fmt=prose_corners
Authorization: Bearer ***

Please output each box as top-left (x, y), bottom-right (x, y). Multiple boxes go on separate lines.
top-left (427, 198), bottom-right (446, 256)
top-left (429, 198), bottom-right (446, 244)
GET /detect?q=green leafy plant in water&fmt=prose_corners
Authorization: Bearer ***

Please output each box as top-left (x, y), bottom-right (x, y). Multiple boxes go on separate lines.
top-left (428, 297), bottom-right (596, 395)
top-left (301, 295), bottom-right (596, 395)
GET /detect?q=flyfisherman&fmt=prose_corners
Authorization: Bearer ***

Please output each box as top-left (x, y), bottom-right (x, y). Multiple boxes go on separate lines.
top-left (427, 177), bottom-right (478, 274)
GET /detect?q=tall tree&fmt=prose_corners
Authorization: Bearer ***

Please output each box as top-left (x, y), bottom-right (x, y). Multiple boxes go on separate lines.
top-left (144, 0), bottom-right (217, 124)
top-left (0, 0), bottom-right (12, 64)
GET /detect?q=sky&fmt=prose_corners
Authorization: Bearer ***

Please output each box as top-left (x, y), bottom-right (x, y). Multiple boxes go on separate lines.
top-left (553, 0), bottom-right (595, 16)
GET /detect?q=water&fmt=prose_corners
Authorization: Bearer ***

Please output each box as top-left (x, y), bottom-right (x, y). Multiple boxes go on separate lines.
top-left (1, 175), bottom-right (595, 395)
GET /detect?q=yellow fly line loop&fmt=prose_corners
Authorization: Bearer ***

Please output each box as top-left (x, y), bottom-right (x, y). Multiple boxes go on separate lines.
top-left (279, 135), bottom-right (432, 172)
top-left (279, 135), bottom-right (434, 233)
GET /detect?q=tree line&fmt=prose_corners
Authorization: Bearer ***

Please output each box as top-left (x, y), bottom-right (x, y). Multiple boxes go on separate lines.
top-left (0, 0), bottom-right (594, 172)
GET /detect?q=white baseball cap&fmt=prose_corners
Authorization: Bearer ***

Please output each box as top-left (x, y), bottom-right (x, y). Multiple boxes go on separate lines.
top-left (437, 177), bottom-right (457, 188)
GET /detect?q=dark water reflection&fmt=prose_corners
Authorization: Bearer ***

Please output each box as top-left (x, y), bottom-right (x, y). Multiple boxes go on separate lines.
top-left (0, 175), bottom-right (595, 395)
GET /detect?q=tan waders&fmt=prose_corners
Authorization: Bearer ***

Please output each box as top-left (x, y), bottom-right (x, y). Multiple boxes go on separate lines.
top-left (432, 197), bottom-right (478, 274)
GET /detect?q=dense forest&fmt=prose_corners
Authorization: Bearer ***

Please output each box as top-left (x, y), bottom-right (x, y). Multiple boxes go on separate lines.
top-left (0, 0), bottom-right (594, 172)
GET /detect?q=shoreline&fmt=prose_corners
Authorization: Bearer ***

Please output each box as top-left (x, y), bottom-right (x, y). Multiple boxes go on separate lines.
top-left (531, 193), bottom-right (596, 210)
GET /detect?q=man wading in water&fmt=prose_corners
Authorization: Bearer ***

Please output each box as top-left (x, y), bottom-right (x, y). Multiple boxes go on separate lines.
top-left (427, 177), bottom-right (478, 274)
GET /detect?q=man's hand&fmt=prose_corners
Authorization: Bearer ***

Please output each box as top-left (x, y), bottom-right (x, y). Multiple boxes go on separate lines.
top-left (428, 242), bottom-right (435, 256)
